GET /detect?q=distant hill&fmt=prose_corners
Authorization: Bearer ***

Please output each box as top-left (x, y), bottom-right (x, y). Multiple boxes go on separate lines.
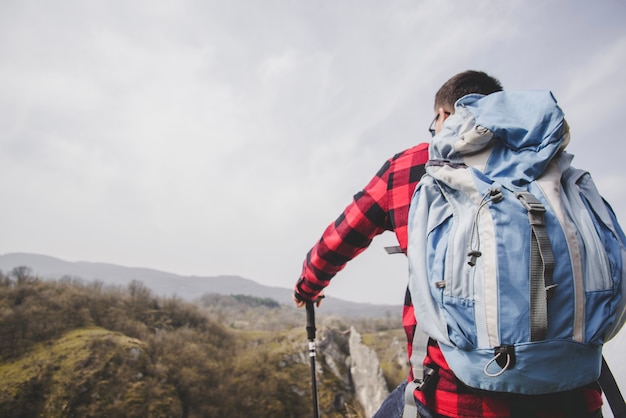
top-left (0, 252), bottom-right (400, 319)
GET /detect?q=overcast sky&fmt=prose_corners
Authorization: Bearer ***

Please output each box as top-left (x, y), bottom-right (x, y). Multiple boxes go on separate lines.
top-left (1, 0), bottom-right (625, 305)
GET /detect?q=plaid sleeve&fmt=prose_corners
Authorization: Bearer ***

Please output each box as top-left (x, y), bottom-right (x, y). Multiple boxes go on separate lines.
top-left (295, 159), bottom-right (394, 300)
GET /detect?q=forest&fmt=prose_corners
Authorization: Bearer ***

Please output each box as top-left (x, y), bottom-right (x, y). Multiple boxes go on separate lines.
top-left (0, 267), bottom-right (406, 418)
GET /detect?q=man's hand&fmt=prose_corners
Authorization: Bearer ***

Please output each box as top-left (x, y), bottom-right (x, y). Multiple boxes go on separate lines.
top-left (293, 291), bottom-right (325, 308)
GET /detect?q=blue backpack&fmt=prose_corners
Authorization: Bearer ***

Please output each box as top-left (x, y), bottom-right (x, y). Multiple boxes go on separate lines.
top-left (406, 91), bottom-right (626, 395)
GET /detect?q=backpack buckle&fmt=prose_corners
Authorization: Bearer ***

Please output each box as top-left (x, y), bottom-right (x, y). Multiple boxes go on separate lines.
top-left (516, 192), bottom-right (547, 226)
top-left (416, 365), bottom-right (438, 392)
top-left (516, 192), bottom-right (545, 212)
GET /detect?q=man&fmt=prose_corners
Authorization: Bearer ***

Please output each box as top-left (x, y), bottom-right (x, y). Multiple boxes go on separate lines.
top-left (293, 70), bottom-right (604, 417)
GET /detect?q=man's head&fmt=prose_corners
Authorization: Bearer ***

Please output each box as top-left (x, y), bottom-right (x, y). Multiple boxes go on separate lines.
top-left (430, 70), bottom-right (503, 136)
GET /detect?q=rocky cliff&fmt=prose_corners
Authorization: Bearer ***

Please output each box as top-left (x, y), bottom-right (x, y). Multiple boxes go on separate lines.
top-left (313, 324), bottom-right (398, 417)
top-left (348, 327), bottom-right (390, 417)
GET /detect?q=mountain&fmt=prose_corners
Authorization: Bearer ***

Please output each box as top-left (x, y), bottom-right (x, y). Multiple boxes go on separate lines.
top-left (0, 252), bottom-right (400, 319)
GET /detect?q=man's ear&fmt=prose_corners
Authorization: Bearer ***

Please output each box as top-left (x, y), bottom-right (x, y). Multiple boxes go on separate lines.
top-left (438, 107), bottom-right (450, 122)
top-left (435, 107), bottom-right (450, 135)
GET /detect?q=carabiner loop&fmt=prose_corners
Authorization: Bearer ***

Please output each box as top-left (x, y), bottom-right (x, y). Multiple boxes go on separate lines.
top-left (484, 352), bottom-right (511, 377)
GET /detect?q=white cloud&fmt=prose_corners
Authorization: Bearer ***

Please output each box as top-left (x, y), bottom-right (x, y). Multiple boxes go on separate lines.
top-left (1, 0), bottom-right (625, 305)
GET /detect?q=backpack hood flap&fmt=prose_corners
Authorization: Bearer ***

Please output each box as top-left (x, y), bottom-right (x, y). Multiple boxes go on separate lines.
top-left (430, 91), bottom-right (569, 187)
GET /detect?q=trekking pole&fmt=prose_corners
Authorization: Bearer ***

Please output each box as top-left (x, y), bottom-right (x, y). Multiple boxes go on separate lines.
top-left (306, 299), bottom-right (320, 418)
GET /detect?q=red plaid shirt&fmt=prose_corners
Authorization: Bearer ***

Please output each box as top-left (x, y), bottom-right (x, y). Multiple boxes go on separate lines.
top-left (296, 143), bottom-right (603, 417)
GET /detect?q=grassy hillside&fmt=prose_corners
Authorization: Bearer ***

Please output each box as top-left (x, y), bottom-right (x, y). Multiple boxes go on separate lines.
top-left (0, 328), bottom-right (180, 417)
top-left (0, 267), bottom-right (405, 417)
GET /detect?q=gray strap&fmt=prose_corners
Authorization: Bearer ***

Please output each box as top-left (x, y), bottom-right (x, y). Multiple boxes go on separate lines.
top-left (516, 192), bottom-right (555, 341)
top-left (384, 245), bottom-right (404, 254)
top-left (409, 328), bottom-right (429, 391)
top-left (402, 328), bottom-right (429, 418)
top-left (403, 380), bottom-right (421, 418)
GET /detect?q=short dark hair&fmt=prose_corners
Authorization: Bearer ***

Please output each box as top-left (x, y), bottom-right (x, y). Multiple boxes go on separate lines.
top-left (434, 70), bottom-right (503, 111)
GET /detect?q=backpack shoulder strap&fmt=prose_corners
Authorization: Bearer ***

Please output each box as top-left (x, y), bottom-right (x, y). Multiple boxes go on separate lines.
top-left (403, 328), bottom-right (429, 418)
top-left (599, 356), bottom-right (626, 417)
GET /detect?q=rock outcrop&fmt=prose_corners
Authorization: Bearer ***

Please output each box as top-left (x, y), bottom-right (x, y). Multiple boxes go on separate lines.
top-left (348, 326), bottom-right (390, 417)
top-left (313, 325), bottom-right (393, 416)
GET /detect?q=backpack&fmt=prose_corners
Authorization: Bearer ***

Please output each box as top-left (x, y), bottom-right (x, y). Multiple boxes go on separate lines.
top-left (406, 91), bottom-right (626, 395)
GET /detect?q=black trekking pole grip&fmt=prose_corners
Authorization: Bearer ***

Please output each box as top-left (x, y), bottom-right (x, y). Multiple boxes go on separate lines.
top-left (306, 299), bottom-right (317, 340)
top-left (305, 300), bottom-right (320, 418)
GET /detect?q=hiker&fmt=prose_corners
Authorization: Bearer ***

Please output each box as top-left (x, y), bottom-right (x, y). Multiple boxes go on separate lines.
top-left (293, 70), bottom-right (606, 417)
